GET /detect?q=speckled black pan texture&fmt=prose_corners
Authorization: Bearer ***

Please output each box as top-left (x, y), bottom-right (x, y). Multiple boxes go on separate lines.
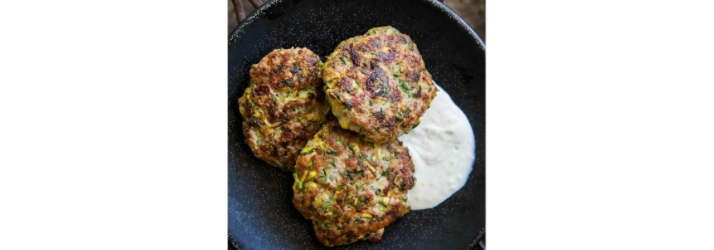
top-left (228, 0), bottom-right (485, 249)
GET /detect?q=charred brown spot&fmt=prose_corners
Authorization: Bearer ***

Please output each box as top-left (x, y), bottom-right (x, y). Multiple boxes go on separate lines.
top-left (399, 36), bottom-right (408, 44)
top-left (374, 111), bottom-right (385, 122)
top-left (306, 56), bottom-right (318, 67)
top-left (349, 45), bottom-right (361, 66)
top-left (367, 38), bottom-right (379, 49)
top-left (384, 117), bottom-right (396, 127)
top-left (366, 68), bottom-right (389, 98)
top-left (344, 231), bottom-right (358, 239)
top-left (253, 84), bottom-right (270, 96)
top-left (344, 100), bottom-right (354, 109)
top-left (377, 50), bottom-right (397, 63)
top-left (338, 78), bottom-right (355, 94)
top-left (408, 70), bottom-right (420, 83)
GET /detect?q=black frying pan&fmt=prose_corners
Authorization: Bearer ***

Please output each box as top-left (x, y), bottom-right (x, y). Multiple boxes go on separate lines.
top-left (228, 0), bottom-right (485, 249)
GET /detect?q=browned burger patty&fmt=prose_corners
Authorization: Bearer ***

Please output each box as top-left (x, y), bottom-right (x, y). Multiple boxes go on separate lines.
top-left (292, 121), bottom-right (416, 246)
top-left (322, 26), bottom-right (438, 143)
top-left (238, 48), bottom-right (330, 170)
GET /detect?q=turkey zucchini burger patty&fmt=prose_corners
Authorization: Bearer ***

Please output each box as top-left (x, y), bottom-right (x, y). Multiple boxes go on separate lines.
top-left (292, 121), bottom-right (416, 247)
top-left (322, 26), bottom-right (437, 143)
top-left (238, 48), bottom-right (330, 170)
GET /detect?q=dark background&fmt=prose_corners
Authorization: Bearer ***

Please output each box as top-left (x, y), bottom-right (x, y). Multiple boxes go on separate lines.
top-left (228, 0), bottom-right (485, 42)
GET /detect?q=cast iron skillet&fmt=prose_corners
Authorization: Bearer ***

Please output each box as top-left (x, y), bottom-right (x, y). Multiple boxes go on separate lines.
top-left (228, 0), bottom-right (485, 249)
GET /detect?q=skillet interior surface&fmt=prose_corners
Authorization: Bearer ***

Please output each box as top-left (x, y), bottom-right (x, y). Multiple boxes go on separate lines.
top-left (228, 0), bottom-right (485, 249)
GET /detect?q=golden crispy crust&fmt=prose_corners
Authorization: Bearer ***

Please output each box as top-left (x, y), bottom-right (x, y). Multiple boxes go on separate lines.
top-left (322, 26), bottom-right (437, 143)
top-left (238, 48), bottom-right (330, 170)
top-left (292, 122), bottom-right (415, 246)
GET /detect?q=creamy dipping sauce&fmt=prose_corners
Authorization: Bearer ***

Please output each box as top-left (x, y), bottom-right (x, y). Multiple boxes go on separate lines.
top-left (400, 84), bottom-right (475, 210)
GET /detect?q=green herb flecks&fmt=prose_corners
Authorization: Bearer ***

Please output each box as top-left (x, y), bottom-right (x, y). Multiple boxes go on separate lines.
top-left (322, 221), bottom-right (330, 234)
top-left (340, 57), bottom-right (351, 66)
top-left (323, 198), bottom-right (333, 212)
top-left (412, 120), bottom-right (421, 129)
top-left (300, 86), bottom-right (314, 93)
top-left (293, 171), bottom-right (303, 190)
top-left (399, 80), bottom-right (411, 93)
top-left (349, 142), bottom-right (359, 155)
top-left (357, 197), bottom-right (367, 208)
top-left (280, 79), bottom-right (293, 87)
top-left (300, 146), bottom-right (316, 155)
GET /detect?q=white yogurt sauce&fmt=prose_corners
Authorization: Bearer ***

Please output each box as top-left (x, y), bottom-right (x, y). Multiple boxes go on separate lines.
top-left (400, 83), bottom-right (476, 210)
